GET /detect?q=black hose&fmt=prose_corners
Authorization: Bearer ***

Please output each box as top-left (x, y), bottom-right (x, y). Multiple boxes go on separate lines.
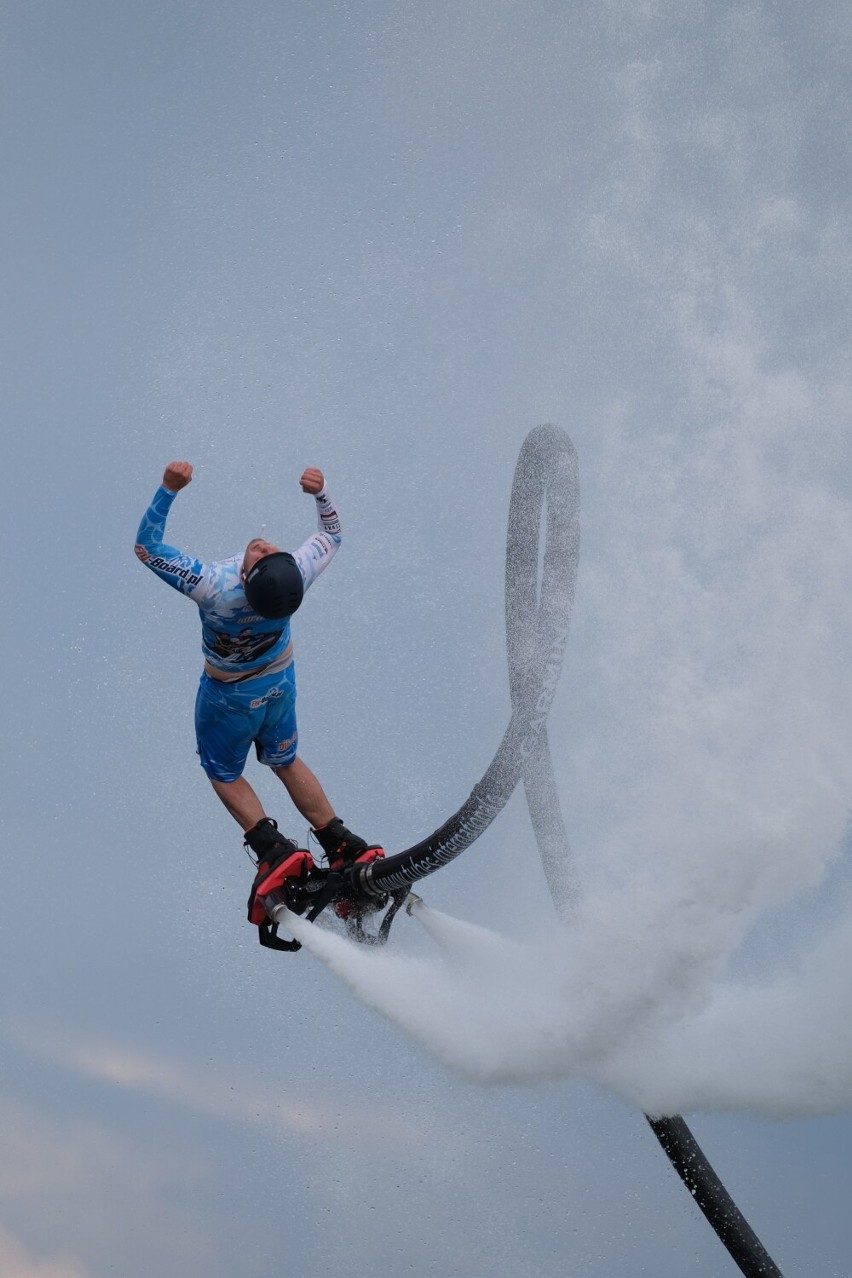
top-left (648, 1116), bottom-right (783, 1276)
top-left (362, 423), bottom-right (784, 1277)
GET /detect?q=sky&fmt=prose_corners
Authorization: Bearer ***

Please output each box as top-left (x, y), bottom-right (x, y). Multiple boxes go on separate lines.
top-left (4, 0), bottom-right (852, 1274)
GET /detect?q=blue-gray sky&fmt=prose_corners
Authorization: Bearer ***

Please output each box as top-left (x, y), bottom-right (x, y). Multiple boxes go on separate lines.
top-left (4, 1), bottom-right (852, 1274)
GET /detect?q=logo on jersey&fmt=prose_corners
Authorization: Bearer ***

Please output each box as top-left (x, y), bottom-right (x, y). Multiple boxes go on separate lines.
top-left (143, 553), bottom-right (202, 589)
top-left (211, 627), bottom-right (281, 664)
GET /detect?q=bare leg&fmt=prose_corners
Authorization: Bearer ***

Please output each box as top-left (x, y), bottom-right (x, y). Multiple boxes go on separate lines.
top-left (209, 776), bottom-right (266, 832)
top-left (273, 756), bottom-right (335, 828)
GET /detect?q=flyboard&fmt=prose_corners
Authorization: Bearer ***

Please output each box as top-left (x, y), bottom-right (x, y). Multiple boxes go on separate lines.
top-left (253, 423), bottom-right (782, 1278)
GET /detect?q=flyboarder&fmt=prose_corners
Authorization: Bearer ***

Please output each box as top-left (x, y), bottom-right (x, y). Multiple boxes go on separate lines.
top-left (135, 460), bottom-right (382, 925)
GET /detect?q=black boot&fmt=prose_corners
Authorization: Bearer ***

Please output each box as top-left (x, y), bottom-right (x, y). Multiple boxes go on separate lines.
top-left (312, 817), bottom-right (383, 870)
top-left (245, 816), bottom-right (300, 864)
top-left (245, 818), bottom-right (308, 925)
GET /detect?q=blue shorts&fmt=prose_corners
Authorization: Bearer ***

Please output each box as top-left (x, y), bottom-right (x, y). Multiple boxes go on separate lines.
top-left (195, 667), bottom-right (298, 782)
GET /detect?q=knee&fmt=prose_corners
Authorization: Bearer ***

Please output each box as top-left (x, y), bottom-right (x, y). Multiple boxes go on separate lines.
top-left (209, 773), bottom-right (242, 791)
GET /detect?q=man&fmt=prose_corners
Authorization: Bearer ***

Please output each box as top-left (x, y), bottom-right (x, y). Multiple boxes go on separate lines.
top-left (135, 460), bottom-right (382, 927)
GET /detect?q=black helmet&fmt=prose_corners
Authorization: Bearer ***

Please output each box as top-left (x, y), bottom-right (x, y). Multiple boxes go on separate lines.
top-left (244, 552), bottom-right (304, 619)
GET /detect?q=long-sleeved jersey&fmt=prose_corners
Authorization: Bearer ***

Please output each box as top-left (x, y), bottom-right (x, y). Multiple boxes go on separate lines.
top-left (135, 484), bottom-right (341, 680)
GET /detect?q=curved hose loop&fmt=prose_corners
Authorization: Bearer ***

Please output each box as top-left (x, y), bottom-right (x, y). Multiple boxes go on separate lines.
top-left (505, 424), bottom-right (580, 912)
top-left (359, 424), bottom-right (580, 898)
top-left (359, 424), bottom-right (783, 1278)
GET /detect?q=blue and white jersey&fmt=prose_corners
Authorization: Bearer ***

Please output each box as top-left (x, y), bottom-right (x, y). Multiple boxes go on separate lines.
top-left (135, 484), bottom-right (341, 679)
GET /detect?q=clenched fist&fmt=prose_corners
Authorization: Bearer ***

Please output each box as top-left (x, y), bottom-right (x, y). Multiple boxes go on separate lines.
top-left (163, 462), bottom-right (193, 492)
top-left (299, 467), bottom-right (325, 495)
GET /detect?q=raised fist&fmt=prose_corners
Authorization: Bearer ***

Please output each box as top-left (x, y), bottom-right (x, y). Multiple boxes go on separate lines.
top-left (163, 461), bottom-right (193, 492)
top-left (299, 467), bottom-right (325, 495)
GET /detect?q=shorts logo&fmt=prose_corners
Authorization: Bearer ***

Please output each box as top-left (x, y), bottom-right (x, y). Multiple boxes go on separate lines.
top-left (277, 733), bottom-right (297, 753)
top-left (249, 687), bottom-right (282, 709)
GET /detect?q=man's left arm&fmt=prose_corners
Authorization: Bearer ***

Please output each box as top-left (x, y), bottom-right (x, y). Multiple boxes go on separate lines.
top-left (292, 467), bottom-right (342, 590)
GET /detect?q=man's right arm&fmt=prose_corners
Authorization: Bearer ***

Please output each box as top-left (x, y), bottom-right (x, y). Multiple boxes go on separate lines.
top-left (134, 463), bottom-right (207, 598)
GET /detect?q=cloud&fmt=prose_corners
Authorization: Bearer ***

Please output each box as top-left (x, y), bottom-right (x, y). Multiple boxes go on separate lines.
top-left (0, 1088), bottom-right (223, 1278)
top-left (6, 1024), bottom-right (439, 1153)
top-left (0, 1229), bottom-right (88, 1278)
